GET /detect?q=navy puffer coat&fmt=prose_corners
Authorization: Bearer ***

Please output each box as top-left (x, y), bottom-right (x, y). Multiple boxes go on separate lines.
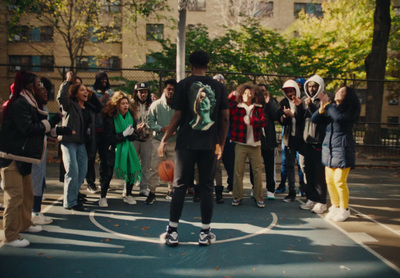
top-left (311, 103), bottom-right (357, 168)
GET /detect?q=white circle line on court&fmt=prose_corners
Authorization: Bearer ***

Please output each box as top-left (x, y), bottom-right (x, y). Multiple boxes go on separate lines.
top-left (89, 210), bottom-right (278, 245)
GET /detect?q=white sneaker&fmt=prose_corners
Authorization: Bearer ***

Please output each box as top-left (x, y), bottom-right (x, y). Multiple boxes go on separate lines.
top-left (98, 197), bottom-right (108, 207)
top-left (312, 203), bottom-right (328, 214)
top-left (300, 200), bottom-right (316, 210)
top-left (325, 206), bottom-right (339, 220)
top-left (267, 191), bottom-right (275, 200)
top-left (123, 195), bottom-right (137, 205)
top-left (32, 212), bottom-right (53, 225)
top-left (332, 207), bottom-right (350, 222)
top-left (5, 237), bottom-right (30, 248)
top-left (22, 225), bottom-right (42, 233)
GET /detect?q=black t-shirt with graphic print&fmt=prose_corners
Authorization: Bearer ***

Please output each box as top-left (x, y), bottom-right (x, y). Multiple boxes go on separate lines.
top-left (171, 75), bottom-right (228, 151)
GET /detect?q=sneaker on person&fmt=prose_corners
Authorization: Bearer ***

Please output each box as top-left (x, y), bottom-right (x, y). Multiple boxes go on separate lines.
top-left (232, 199), bottom-right (241, 206)
top-left (283, 194), bottom-right (296, 203)
top-left (5, 237), bottom-right (30, 248)
top-left (267, 191), bottom-right (275, 200)
top-left (66, 204), bottom-right (85, 211)
top-left (198, 230), bottom-right (216, 246)
top-left (98, 197), bottom-right (108, 208)
top-left (32, 212), bottom-right (53, 225)
top-left (22, 225), bottom-right (42, 233)
top-left (332, 207), bottom-right (350, 222)
top-left (87, 183), bottom-right (97, 194)
top-left (312, 202), bottom-right (328, 214)
top-left (139, 189), bottom-right (150, 197)
top-left (300, 200), bottom-right (316, 210)
top-left (325, 206), bottom-right (339, 220)
top-left (161, 226), bottom-right (178, 247)
top-left (165, 191), bottom-right (173, 200)
top-left (256, 200), bottom-right (266, 208)
top-left (275, 183), bottom-right (286, 193)
top-left (123, 195), bottom-right (137, 205)
top-left (145, 192), bottom-right (156, 205)
top-left (250, 190), bottom-right (254, 198)
top-left (0, 203), bottom-right (4, 210)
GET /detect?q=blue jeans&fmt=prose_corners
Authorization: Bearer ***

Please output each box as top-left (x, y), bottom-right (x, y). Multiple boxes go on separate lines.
top-left (61, 142), bottom-right (88, 208)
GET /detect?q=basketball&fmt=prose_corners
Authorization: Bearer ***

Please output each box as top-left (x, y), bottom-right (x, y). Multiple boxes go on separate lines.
top-left (158, 159), bottom-right (174, 182)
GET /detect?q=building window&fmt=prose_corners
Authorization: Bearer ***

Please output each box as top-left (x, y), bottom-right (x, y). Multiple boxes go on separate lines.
top-left (89, 26), bottom-right (122, 43)
top-left (188, 0), bottom-right (206, 11)
top-left (387, 116), bottom-right (399, 125)
top-left (254, 1), bottom-right (273, 18)
top-left (11, 26), bottom-right (53, 42)
top-left (146, 55), bottom-right (156, 64)
top-left (146, 24), bottom-right (164, 41)
top-left (9, 55), bottom-right (54, 72)
top-left (76, 56), bottom-right (121, 71)
top-left (100, 0), bottom-right (121, 13)
top-left (294, 3), bottom-right (323, 18)
top-left (388, 98), bottom-right (398, 105)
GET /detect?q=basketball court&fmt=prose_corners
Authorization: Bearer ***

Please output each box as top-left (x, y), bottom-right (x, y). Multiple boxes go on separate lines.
top-left (0, 163), bottom-right (399, 278)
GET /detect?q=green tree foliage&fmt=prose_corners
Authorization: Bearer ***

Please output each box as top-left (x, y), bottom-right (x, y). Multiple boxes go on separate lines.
top-left (4, 0), bottom-right (169, 74)
top-left (286, 0), bottom-right (376, 84)
top-left (139, 22), bottom-right (298, 92)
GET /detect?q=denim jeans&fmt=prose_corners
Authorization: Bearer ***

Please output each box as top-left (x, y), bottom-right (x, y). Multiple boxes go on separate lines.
top-left (61, 142), bottom-right (88, 208)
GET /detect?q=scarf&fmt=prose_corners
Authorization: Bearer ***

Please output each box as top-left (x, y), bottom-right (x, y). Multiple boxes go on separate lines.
top-left (113, 112), bottom-right (142, 184)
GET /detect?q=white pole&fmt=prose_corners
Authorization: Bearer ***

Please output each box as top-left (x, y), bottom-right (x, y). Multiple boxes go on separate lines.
top-left (176, 1), bottom-right (187, 82)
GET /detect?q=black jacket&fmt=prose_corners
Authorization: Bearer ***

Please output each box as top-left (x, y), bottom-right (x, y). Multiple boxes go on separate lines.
top-left (103, 113), bottom-right (138, 167)
top-left (0, 95), bottom-right (48, 175)
top-left (260, 98), bottom-right (279, 150)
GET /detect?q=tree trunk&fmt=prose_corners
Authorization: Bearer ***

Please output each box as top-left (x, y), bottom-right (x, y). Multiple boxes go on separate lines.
top-left (177, 2), bottom-right (187, 82)
top-left (364, 0), bottom-right (391, 146)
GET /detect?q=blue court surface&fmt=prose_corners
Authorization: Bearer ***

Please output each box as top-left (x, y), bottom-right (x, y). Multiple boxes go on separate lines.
top-left (1, 187), bottom-right (399, 278)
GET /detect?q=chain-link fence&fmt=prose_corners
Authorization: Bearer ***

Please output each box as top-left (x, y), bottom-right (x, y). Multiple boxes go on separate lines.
top-left (1, 65), bottom-right (399, 156)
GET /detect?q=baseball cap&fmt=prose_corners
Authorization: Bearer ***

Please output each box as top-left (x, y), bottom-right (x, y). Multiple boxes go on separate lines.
top-left (134, 82), bottom-right (148, 91)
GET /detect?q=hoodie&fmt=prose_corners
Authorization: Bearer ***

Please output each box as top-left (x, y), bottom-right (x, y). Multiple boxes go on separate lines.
top-left (278, 80), bottom-right (304, 147)
top-left (302, 75), bottom-right (326, 144)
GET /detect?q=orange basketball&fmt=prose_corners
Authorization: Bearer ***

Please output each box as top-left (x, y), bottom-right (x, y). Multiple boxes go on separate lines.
top-left (158, 159), bottom-right (174, 182)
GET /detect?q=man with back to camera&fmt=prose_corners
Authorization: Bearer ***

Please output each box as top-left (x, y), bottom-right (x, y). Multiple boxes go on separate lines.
top-left (158, 50), bottom-right (229, 247)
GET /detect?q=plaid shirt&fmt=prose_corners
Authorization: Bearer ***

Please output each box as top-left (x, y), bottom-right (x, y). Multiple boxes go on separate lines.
top-left (229, 98), bottom-right (267, 144)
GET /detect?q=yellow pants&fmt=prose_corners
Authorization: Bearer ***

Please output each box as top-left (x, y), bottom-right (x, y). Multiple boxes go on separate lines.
top-left (325, 167), bottom-right (351, 209)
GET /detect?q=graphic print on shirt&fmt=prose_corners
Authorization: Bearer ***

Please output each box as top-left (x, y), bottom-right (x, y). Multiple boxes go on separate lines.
top-left (188, 81), bottom-right (216, 131)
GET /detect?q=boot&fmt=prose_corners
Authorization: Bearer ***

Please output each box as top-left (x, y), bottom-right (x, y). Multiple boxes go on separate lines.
top-left (215, 185), bottom-right (224, 204)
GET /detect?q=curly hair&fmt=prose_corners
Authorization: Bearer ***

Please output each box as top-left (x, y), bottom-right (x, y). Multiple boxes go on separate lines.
top-left (102, 91), bottom-right (134, 118)
top-left (236, 83), bottom-right (255, 103)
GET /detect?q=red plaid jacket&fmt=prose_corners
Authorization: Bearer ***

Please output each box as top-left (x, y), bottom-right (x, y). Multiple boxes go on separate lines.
top-left (229, 95), bottom-right (267, 144)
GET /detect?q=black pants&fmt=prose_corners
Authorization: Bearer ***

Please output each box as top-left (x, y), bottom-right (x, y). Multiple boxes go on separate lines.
top-left (86, 132), bottom-right (108, 186)
top-left (302, 144), bottom-right (327, 204)
top-left (170, 149), bottom-right (216, 225)
top-left (221, 138), bottom-right (235, 187)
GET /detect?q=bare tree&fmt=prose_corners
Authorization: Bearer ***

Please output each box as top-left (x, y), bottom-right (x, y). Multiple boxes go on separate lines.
top-left (213, 0), bottom-right (273, 27)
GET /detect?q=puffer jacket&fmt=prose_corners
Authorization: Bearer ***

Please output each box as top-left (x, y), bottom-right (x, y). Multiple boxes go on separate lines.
top-left (311, 103), bottom-right (357, 168)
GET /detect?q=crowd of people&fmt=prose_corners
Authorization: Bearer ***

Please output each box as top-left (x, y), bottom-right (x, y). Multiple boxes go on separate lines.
top-left (0, 50), bottom-right (360, 248)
